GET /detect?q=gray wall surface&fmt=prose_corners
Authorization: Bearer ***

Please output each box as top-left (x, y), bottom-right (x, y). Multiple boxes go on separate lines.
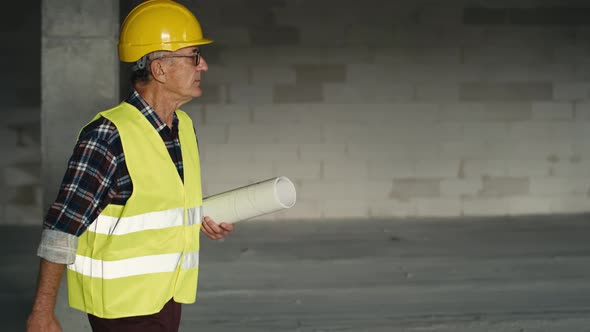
top-left (26, 0), bottom-right (590, 225)
top-left (1, 2), bottom-right (40, 109)
top-left (0, 1), bottom-right (42, 226)
top-left (178, 0), bottom-right (590, 219)
top-left (41, 0), bottom-right (120, 214)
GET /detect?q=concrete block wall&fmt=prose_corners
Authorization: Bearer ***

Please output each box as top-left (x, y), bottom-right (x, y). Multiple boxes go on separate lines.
top-left (29, 0), bottom-right (590, 225)
top-left (174, 0), bottom-right (590, 220)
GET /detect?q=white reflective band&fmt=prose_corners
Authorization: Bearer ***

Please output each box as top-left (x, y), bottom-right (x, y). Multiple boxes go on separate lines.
top-left (182, 251), bottom-right (199, 269)
top-left (89, 206), bottom-right (202, 235)
top-left (186, 207), bottom-right (201, 226)
top-left (68, 253), bottom-right (182, 279)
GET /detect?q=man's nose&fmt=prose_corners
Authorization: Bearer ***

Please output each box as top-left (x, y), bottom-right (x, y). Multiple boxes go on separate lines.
top-left (197, 56), bottom-right (208, 72)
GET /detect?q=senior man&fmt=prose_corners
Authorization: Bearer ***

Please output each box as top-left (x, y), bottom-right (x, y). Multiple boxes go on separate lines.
top-left (27, 1), bottom-right (233, 331)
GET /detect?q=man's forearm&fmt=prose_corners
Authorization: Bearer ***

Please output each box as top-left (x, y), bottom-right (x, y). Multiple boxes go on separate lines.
top-left (31, 259), bottom-right (66, 313)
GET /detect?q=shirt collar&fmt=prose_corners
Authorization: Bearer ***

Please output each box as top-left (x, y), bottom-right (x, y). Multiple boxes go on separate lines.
top-left (125, 89), bottom-right (178, 132)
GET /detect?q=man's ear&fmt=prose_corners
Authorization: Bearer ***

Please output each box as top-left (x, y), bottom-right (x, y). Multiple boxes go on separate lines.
top-left (150, 59), bottom-right (166, 83)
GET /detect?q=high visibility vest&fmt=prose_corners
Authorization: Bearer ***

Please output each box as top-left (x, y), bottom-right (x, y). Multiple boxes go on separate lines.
top-left (66, 102), bottom-right (203, 318)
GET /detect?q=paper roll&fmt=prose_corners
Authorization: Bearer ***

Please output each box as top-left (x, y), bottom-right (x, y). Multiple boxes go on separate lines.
top-left (202, 176), bottom-right (296, 224)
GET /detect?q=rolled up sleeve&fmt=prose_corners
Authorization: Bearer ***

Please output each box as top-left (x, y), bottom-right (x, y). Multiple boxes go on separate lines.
top-left (37, 118), bottom-right (120, 265)
top-left (37, 229), bottom-right (79, 264)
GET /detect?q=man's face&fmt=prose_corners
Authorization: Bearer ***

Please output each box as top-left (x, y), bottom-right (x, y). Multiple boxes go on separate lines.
top-left (161, 46), bottom-right (209, 100)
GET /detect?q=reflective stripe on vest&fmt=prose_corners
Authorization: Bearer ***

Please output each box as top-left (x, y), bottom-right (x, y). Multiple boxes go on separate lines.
top-left (66, 102), bottom-right (203, 319)
top-left (86, 206), bottom-right (201, 236)
top-left (69, 251), bottom-right (200, 279)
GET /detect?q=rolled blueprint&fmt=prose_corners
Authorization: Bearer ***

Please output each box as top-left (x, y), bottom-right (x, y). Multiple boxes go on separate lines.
top-left (202, 176), bottom-right (296, 224)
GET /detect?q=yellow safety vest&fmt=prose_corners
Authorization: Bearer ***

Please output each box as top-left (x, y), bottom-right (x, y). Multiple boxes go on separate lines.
top-left (66, 102), bottom-right (203, 318)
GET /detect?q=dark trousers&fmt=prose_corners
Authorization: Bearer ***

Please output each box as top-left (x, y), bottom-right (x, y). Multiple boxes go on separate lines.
top-left (87, 298), bottom-right (181, 332)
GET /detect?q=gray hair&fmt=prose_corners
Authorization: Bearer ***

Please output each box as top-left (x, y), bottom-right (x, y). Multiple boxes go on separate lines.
top-left (130, 50), bottom-right (171, 84)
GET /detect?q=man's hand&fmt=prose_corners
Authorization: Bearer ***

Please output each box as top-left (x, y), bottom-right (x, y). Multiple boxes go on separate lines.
top-left (201, 216), bottom-right (234, 240)
top-left (26, 312), bottom-right (62, 332)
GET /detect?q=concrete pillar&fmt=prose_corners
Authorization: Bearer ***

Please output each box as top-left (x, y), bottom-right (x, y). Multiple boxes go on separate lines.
top-left (41, 0), bottom-right (119, 208)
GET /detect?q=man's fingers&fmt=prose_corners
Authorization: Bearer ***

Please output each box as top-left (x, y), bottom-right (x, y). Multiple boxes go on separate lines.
top-left (202, 217), bottom-right (233, 240)
top-left (201, 220), bottom-right (211, 233)
top-left (201, 220), bottom-right (227, 239)
top-left (203, 218), bottom-right (225, 233)
top-left (219, 222), bottom-right (233, 232)
top-left (208, 223), bottom-right (222, 234)
top-left (201, 227), bottom-right (218, 240)
top-left (201, 221), bottom-right (216, 237)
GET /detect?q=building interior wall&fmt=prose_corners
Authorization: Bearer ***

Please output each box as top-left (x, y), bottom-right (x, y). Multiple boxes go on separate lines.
top-left (4, 0), bottom-right (590, 225)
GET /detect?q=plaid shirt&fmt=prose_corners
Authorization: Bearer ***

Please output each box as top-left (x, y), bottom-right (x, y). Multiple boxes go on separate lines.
top-left (38, 90), bottom-right (189, 264)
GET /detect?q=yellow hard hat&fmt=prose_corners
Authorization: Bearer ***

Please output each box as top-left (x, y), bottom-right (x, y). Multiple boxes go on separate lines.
top-left (118, 0), bottom-right (213, 63)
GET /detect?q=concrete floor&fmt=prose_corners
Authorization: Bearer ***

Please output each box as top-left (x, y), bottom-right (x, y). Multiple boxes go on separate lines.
top-left (6, 215), bottom-right (590, 331)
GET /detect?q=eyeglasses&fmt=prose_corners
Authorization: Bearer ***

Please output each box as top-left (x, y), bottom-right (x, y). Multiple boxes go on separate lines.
top-left (154, 49), bottom-right (201, 66)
